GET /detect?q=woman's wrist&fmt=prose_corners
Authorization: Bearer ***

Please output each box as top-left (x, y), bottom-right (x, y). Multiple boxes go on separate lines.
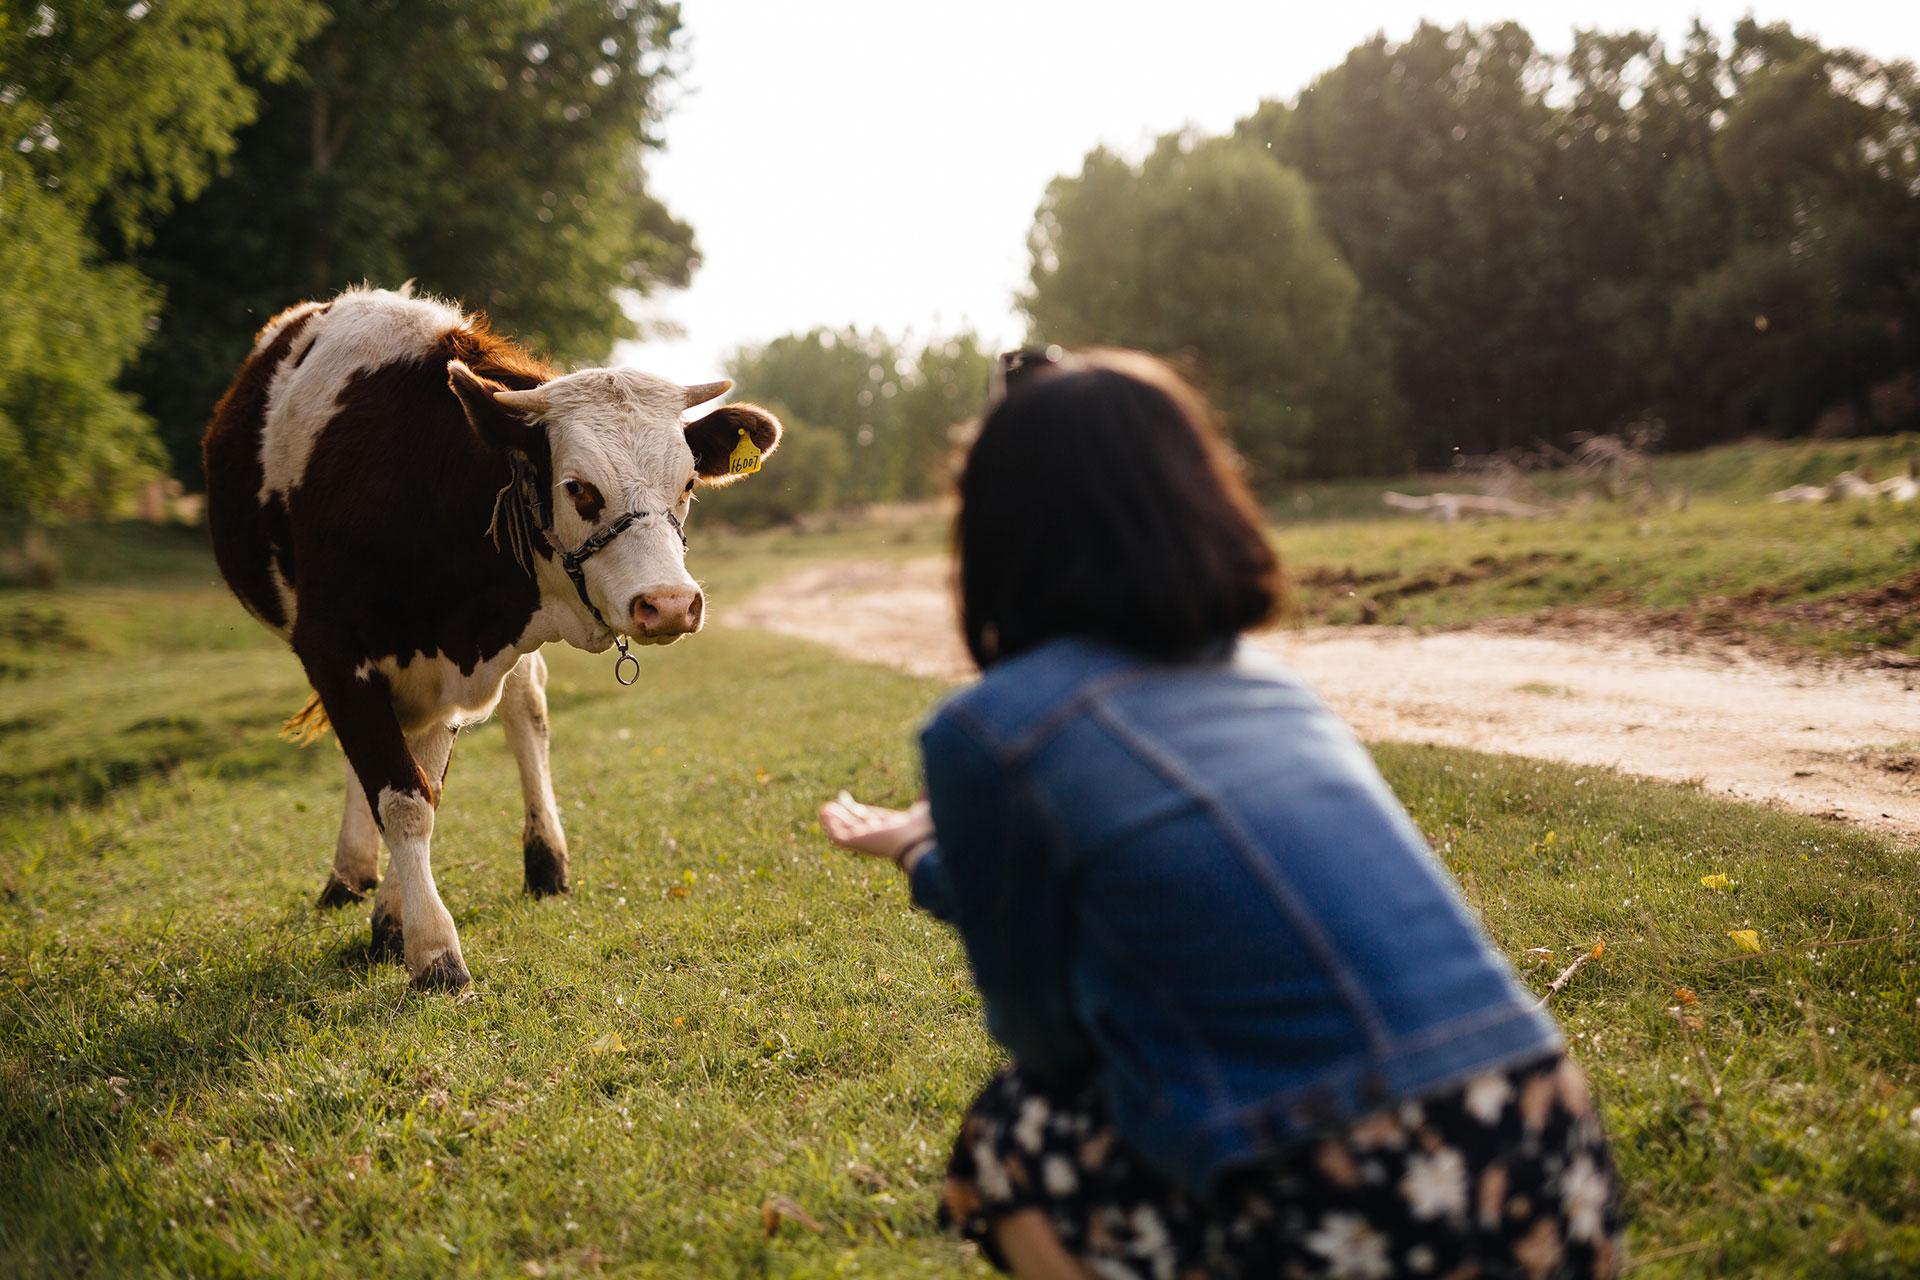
top-left (894, 835), bottom-right (935, 873)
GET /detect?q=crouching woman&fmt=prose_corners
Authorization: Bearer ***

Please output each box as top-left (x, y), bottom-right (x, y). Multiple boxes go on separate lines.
top-left (821, 350), bottom-right (1621, 1280)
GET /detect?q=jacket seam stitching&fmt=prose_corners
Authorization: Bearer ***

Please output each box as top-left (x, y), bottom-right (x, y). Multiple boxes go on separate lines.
top-left (1384, 997), bottom-right (1551, 1056)
top-left (946, 666), bottom-right (1159, 766)
top-left (1192, 1001), bottom-right (1557, 1134)
top-left (1085, 694), bottom-right (1397, 1055)
top-left (1204, 1025), bottom-right (1563, 1145)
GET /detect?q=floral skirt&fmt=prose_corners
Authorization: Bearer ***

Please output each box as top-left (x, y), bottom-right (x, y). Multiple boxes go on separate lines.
top-left (938, 1054), bottom-right (1621, 1280)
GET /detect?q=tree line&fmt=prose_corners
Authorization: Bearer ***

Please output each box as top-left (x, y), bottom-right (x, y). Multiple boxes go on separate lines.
top-left (6, 11), bottom-right (1916, 524)
top-left (1030, 19), bottom-right (1920, 482)
top-left (2, 0), bottom-right (692, 519)
top-left (704, 327), bottom-right (992, 525)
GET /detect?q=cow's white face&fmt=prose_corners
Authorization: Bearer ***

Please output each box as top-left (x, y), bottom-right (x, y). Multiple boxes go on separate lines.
top-left (522, 368), bottom-right (706, 643)
top-left (448, 360), bottom-right (781, 644)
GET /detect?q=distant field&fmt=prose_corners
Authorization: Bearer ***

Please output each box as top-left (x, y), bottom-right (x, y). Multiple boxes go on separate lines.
top-left (2, 524), bottom-right (1917, 1276)
top-left (1276, 432), bottom-right (1920, 520)
top-left (1269, 434), bottom-right (1920, 657)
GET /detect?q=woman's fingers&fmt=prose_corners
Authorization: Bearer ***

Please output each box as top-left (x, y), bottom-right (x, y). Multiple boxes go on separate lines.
top-left (821, 800), bottom-right (879, 846)
top-left (820, 792), bottom-right (928, 862)
top-left (820, 801), bottom-right (859, 838)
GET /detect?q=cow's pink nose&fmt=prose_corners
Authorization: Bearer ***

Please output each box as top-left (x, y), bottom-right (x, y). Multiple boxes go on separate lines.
top-left (629, 586), bottom-right (703, 636)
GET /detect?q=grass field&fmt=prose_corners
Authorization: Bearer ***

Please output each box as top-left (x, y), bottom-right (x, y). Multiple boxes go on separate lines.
top-left (1271, 434), bottom-right (1920, 656)
top-left (2, 517), bottom-right (1918, 1277)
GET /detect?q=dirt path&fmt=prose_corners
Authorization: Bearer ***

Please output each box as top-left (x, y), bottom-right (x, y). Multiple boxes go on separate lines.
top-left (731, 558), bottom-right (1920, 843)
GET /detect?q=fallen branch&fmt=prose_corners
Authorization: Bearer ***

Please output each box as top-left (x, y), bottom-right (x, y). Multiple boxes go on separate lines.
top-left (1535, 943), bottom-right (1603, 1008)
top-left (761, 1194), bottom-right (825, 1237)
top-left (1769, 467), bottom-right (1919, 504)
top-left (1623, 1239), bottom-right (1715, 1271)
top-left (1382, 491), bottom-right (1550, 521)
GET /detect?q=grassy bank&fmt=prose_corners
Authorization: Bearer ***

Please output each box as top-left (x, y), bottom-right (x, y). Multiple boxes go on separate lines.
top-left (1266, 434), bottom-right (1920, 657)
top-left (1276, 498), bottom-right (1920, 655)
top-left (1275, 432), bottom-right (1920, 521)
top-left (2, 527), bottom-right (1917, 1276)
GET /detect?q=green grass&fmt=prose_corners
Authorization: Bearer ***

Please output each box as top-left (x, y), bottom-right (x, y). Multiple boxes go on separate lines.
top-left (1262, 435), bottom-right (1920, 655)
top-left (1275, 432), bottom-right (1920, 521)
top-left (3, 524), bottom-right (1918, 1277)
top-left (1274, 498), bottom-right (1920, 654)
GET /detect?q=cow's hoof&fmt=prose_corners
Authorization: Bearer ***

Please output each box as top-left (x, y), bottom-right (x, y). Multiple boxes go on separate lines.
top-left (411, 952), bottom-right (471, 991)
top-left (523, 836), bottom-right (570, 898)
top-left (317, 873), bottom-right (374, 909)
top-left (369, 907), bottom-right (404, 962)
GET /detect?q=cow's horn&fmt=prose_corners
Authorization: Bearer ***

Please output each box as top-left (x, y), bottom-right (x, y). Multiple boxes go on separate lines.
top-left (493, 385), bottom-right (552, 415)
top-left (683, 379), bottom-right (732, 408)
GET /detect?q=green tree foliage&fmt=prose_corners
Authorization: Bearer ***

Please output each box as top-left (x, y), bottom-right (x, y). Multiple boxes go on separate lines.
top-left (1023, 135), bottom-right (1403, 481)
top-left (128, 0), bottom-right (698, 481)
top-left (1239, 23), bottom-right (1597, 462)
top-left (694, 414), bottom-right (847, 528)
top-left (1662, 22), bottom-right (1920, 446)
top-left (0, 0), bottom-right (320, 517)
top-left (0, 162), bottom-right (155, 517)
top-left (724, 328), bottom-right (992, 511)
top-left (1234, 19), bottom-right (1920, 468)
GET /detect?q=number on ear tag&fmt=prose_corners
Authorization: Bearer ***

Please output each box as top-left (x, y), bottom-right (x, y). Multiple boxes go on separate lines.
top-left (728, 427), bottom-right (762, 476)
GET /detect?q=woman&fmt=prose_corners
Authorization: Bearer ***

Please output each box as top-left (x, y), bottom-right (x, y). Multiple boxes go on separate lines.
top-left (821, 350), bottom-right (1620, 1280)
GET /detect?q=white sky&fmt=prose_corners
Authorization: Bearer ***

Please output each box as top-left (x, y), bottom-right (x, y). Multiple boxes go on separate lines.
top-left (618, 1), bottom-right (1919, 381)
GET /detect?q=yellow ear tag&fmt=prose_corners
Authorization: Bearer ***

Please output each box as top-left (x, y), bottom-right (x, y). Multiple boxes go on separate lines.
top-left (727, 427), bottom-right (762, 477)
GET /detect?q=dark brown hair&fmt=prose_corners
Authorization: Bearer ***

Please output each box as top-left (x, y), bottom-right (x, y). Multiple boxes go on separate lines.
top-left (956, 349), bottom-right (1282, 669)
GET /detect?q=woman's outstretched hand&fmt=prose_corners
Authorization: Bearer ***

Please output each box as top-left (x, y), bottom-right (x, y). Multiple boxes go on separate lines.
top-left (820, 791), bottom-right (934, 866)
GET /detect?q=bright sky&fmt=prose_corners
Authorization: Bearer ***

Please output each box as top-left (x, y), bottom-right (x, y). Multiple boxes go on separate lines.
top-left (618, 1), bottom-right (1919, 381)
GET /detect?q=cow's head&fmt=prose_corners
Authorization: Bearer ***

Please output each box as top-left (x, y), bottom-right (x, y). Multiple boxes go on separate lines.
top-left (448, 361), bottom-right (781, 643)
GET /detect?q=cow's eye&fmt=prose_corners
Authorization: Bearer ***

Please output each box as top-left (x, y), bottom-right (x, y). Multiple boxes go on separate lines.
top-left (561, 479), bottom-right (582, 496)
top-left (683, 478), bottom-right (696, 496)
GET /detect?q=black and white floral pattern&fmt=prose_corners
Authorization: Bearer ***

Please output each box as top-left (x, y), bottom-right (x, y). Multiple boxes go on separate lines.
top-left (939, 1054), bottom-right (1622, 1280)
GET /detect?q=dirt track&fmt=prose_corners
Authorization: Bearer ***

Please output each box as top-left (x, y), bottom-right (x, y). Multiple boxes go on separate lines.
top-left (731, 558), bottom-right (1920, 843)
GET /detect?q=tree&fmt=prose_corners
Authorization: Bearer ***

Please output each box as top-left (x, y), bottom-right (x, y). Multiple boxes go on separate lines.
top-left (1662, 21), bottom-right (1920, 445)
top-left (127, 0), bottom-right (698, 482)
top-left (1023, 134), bottom-right (1402, 481)
top-left (890, 332), bottom-right (993, 499)
top-left (1242, 24), bottom-right (1585, 464)
top-left (695, 411), bottom-right (847, 528)
top-left (725, 327), bottom-right (991, 508)
top-left (0, 0), bottom-right (320, 519)
top-left (0, 157), bottom-right (156, 518)
top-left (1242, 19), bottom-right (1920, 461)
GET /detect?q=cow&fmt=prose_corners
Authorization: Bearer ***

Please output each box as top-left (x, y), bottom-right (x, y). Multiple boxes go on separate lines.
top-left (203, 285), bottom-right (781, 990)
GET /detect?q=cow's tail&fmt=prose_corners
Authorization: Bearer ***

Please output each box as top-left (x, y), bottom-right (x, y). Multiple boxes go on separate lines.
top-left (281, 692), bottom-right (332, 746)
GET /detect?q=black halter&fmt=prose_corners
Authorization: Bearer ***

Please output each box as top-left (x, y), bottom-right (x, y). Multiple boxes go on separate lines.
top-left (559, 508), bottom-right (687, 630)
top-left (495, 451), bottom-right (686, 687)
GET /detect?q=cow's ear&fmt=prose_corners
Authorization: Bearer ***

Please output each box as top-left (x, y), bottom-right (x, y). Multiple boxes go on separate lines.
top-left (685, 403), bottom-right (782, 486)
top-left (448, 359), bottom-right (545, 454)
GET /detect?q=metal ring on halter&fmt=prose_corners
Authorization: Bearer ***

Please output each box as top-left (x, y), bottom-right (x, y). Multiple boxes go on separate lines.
top-left (612, 635), bottom-right (640, 686)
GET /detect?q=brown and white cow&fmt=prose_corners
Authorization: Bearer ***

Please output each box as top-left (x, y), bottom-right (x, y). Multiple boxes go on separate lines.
top-left (203, 285), bottom-right (781, 989)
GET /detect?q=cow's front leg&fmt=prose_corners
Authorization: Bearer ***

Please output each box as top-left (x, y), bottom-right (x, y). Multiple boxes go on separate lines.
top-left (499, 650), bottom-right (570, 896)
top-left (304, 655), bottom-right (470, 989)
top-left (318, 761), bottom-right (380, 907)
top-left (370, 722), bottom-right (467, 988)
top-left (367, 724), bottom-right (458, 971)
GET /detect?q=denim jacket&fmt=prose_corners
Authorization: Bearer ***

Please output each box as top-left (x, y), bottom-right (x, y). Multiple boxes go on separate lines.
top-left (908, 637), bottom-right (1560, 1193)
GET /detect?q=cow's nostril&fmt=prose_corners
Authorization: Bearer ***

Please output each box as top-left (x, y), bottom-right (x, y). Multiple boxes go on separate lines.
top-left (628, 587), bottom-right (701, 635)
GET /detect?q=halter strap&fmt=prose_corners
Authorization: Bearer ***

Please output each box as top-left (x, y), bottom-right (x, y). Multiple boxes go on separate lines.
top-left (495, 451), bottom-right (686, 685)
top-left (558, 507), bottom-right (686, 630)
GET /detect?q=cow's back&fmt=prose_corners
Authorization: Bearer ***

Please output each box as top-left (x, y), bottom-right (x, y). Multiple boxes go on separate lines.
top-left (203, 288), bottom-right (548, 648)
